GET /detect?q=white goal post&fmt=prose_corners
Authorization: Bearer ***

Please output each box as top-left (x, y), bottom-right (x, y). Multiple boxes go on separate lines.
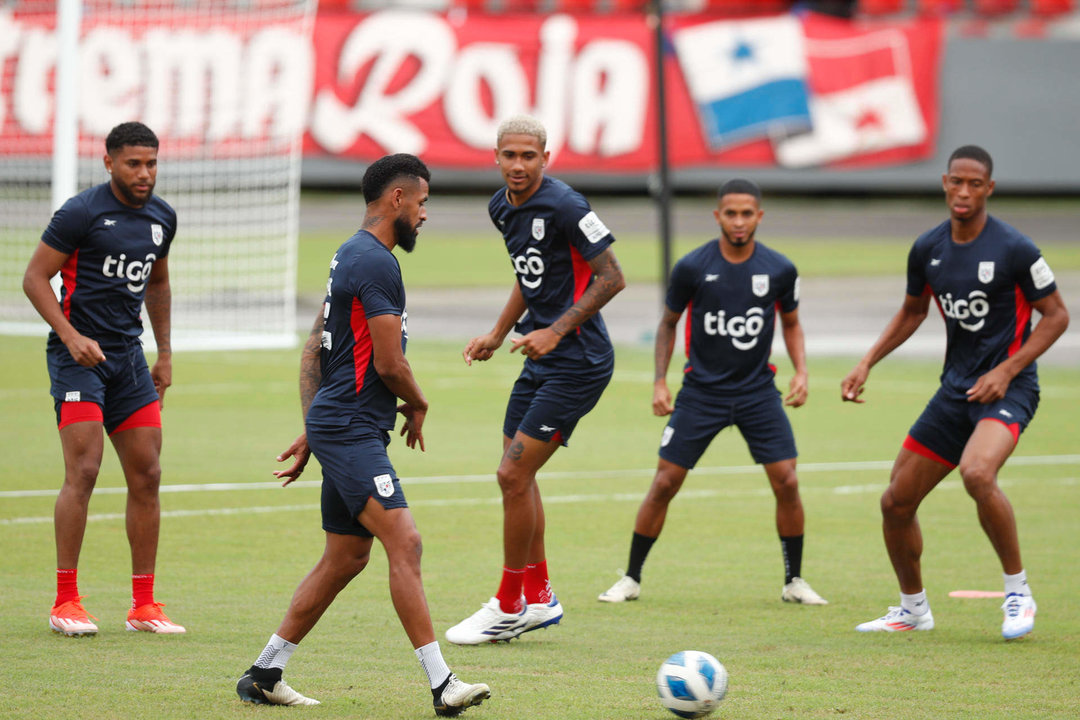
top-left (0, 0), bottom-right (318, 350)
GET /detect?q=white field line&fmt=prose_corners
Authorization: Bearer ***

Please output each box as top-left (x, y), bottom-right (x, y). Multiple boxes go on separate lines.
top-left (1, 456), bottom-right (1078, 526)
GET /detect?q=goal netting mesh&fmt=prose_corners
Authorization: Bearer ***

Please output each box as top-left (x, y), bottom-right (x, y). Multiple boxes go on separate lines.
top-left (0, 0), bottom-right (317, 350)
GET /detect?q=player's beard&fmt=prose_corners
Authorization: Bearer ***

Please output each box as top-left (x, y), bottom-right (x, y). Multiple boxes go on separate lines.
top-left (114, 179), bottom-right (154, 208)
top-left (394, 216), bottom-right (418, 253)
top-left (722, 227), bottom-right (755, 247)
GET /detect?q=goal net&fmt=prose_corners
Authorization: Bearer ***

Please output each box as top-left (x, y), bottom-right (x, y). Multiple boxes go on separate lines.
top-left (0, 0), bottom-right (317, 350)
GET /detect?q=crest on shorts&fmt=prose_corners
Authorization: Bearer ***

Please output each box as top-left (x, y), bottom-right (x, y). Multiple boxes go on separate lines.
top-left (374, 473), bottom-right (394, 498)
top-left (978, 261), bottom-right (994, 284)
top-left (752, 274), bottom-right (769, 297)
top-left (150, 224), bottom-right (164, 246)
top-left (532, 218), bottom-right (545, 240)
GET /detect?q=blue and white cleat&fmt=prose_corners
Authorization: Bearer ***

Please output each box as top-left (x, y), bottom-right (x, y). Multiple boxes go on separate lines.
top-left (445, 597), bottom-right (528, 645)
top-left (1001, 593), bottom-right (1036, 640)
top-left (522, 594), bottom-right (563, 633)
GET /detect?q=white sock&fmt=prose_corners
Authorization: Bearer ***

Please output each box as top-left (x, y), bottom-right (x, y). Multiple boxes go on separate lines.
top-left (1004, 570), bottom-right (1030, 596)
top-left (415, 640), bottom-right (451, 690)
top-left (254, 633), bottom-right (298, 671)
top-left (900, 590), bottom-right (929, 615)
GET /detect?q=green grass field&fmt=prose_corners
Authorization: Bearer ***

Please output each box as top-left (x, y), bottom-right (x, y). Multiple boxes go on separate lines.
top-left (3, 332), bottom-right (1079, 720)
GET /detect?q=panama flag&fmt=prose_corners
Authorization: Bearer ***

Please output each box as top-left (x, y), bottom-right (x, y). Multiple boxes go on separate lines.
top-left (774, 25), bottom-right (929, 168)
top-left (673, 16), bottom-right (811, 148)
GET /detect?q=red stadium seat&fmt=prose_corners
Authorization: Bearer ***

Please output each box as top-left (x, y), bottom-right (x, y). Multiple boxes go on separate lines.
top-left (699, 0), bottom-right (791, 14)
top-left (917, 0), bottom-right (962, 14)
top-left (858, 0), bottom-right (905, 15)
top-left (1030, 0), bottom-right (1075, 15)
top-left (972, 0), bottom-right (1019, 14)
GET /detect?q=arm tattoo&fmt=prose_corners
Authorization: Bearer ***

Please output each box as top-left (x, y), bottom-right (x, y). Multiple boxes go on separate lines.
top-left (549, 248), bottom-right (625, 337)
top-left (144, 282), bottom-right (172, 354)
top-left (506, 440), bottom-right (525, 463)
top-left (299, 314), bottom-right (323, 419)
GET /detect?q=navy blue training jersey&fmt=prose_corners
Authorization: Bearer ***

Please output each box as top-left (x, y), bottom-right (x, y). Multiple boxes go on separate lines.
top-left (41, 182), bottom-right (176, 342)
top-left (305, 231), bottom-right (407, 432)
top-left (667, 240), bottom-right (799, 395)
top-left (489, 176), bottom-right (615, 366)
top-left (907, 215), bottom-right (1057, 395)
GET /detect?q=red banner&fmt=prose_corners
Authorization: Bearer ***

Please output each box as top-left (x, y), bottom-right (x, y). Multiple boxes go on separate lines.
top-left (0, 8), bottom-right (941, 170)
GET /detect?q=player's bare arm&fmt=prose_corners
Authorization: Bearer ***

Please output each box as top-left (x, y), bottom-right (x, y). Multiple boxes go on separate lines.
top-left (841, 290), bottom-right (931, 403)
top-left (145, 256), bottom-right (172, 403)
top-left (652, 306), bottom-right (681, 416)
top-left (464, 282), bottom-right (527, 365)
top-left (274, 310), bottom-right (323, 485)
top-left (22, 241), bottom-right (106, 367)
top-left (780, 308), bottom-right (808, 408)
top-left (370, 312), bottom-right (429, 451)
top-left (511, 246), bottom-right (626, 360)
top-left (966, 289), bottom-right (1069, 404)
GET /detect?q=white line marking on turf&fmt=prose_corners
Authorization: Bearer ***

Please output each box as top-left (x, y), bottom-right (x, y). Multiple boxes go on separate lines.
top-left (3, 454), bottom-right (1079, 499)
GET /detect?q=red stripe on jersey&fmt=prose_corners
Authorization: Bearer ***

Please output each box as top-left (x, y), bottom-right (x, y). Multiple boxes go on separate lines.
top-left (569, 247), bottom-right (592, 336)
top-left (927, 283), bottom-right (943, 319)
top-left (902, 434), bottom-right (956, 470)
top-left (1009, 285), bottom-right (1032, 357)
top-left (350, 297), bottom-right (373, 395)
top-left (60, 249), bottom-right (79, 320)
top-left (684, 300), bottom-right (693, 358)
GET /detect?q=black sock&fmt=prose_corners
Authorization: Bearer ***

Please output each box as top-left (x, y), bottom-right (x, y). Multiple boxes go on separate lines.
top-left (627, 532), bottom-right (657, 583)
top-left (432, 673), bottom-right (451, 702)
top-left (780, 535), bottom-right (804, 584)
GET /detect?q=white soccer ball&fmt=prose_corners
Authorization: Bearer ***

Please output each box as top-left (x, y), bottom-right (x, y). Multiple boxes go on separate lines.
top-left (656, 650), bottom-right (728, 719)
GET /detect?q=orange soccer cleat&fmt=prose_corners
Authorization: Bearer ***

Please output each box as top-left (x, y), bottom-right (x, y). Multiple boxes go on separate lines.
top-left (126, 601), bottom-right (186, 634)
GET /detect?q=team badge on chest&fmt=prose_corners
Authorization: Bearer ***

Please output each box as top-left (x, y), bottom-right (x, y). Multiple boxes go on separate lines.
top-left (151, 224), bottom-right (164, 246)
top-left (752, 274), bottom-right (769, 297)
top-left (978, 261), bottom-right (994, 284)
top-left (532, 218), bottom-right (545, 240)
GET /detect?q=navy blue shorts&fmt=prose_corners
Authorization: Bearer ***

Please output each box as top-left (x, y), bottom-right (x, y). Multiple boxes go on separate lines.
top-left (907, 381), bottom-right (1039, 467)
top-left (502, 356), bottom-right (614, 446)
top-left (658, 386), bottom-right (797, 469)
top-left (47, 335), bottom-right (160, 435)
top-left (306, 425), bottom-right (409, 538)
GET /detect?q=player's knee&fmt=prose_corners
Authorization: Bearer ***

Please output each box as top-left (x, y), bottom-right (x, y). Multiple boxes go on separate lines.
top-left (769, 469), bottom-right (799, 499)
top-left (126, 464), bottom-right (162, 499)
top-left (64, 460), bottom-right (100, 495)
top-left (496, 466), bottom-right (532, 499)
top-left (958, 460), bottom-right (997, 501)
top-left (648, 474), bottom-right (683, 503)
top-left (347, 549), bottom-right (372, 577)
top-left (880, 487), bottom-right (914, 519)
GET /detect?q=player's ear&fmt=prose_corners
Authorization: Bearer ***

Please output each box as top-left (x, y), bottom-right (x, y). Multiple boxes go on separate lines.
top-left (986, 179), bottom-right (995, 197)
top-left (542, 150), bottom-right (550, 167)
top-left (104, 153), bottom-right (113, 174)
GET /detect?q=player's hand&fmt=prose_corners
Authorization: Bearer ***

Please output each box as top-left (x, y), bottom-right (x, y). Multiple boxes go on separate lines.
top-left (785, 371), bottom-right (808, 408)
top-left (397, 403), bottom-right (427, 451)
top-left (510, 328), bottom-right (560, 360)
top-left (652, 381), bottom-right (674, 416)
top-left (841, 363), bottom-right (869, 403)
top-left (463, 333), bottom-right (502, 365)
top-left (151, 354), bottom-right (172, 406)
top-left (273, 432), bottom-right (311, 486)
top-left (966, 366), bottom-right (1013, 404)
top-left (65, 334), bottom-right (106, 367)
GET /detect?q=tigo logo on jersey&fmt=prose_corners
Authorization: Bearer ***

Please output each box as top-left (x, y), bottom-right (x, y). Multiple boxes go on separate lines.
top-left (938, 290), bottom-right (989, 332)
top-left (704, 307), bottom-right (766, 350)
top-left (374, 474), bottom-right (394, 498)
top-left (532, 218), bottom-right (545, 240)
top-left (978, 261), bottom-right (994, 284)
top-left (151, 224), bottom-right (164, 246)
top-left (102, 252), bottom-right (157, 293)
top-left (752, 274), bottom-right (769, 297)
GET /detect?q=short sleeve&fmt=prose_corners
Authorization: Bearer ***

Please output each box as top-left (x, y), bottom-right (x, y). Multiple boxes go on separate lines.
top-left (358, 251), bottom-right (404, 319)
top-left (905, 241), bottom-right (927, 298)
top-left (41, 195), bottom-right (91, 254)
top-left (777, 261), bottom-right (799, 314)
top-left (665, 256), bottom-right (696, 314)
top-left (160, 207), bottom-right (178, 258)
top-left (558, 190), bottom-right (614, 262)
top-left (1013, 238), bottom-right (1057, 302)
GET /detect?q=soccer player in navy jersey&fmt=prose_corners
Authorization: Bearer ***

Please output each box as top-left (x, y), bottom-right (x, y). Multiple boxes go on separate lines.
top-left (445, 115), bottom-right (626, 645)
top-left (235, 154), bottom-right (489, 716)
top-left (842, 146), bottom-right (1069, 639)
top-left (23, 122), bottom-right (185, 636)
top-left (597, 179), bottom-right (827, 607)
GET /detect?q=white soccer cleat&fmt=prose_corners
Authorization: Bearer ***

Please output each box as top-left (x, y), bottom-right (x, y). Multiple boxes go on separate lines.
top-left (1001, 593), bottom-right (1036, 640)
top-left (856, 606), bottom-right (935, 632)
top-left (445, 597), bottom-right (527, 645)
top-left (49, 597), bottom-right (98, 637)
top-left (522, 595), bottom-right (563, 633)
top-left (781, 577), bottom-right (829, 605)
top-left (598, 575), bottom-right (640, 603)
top-left (434, 674), bottom-right (491, 717)
top-left (236, 668), bottom-right (321, 706)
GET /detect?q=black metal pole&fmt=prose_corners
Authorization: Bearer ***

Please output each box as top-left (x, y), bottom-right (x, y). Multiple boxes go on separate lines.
top-left (651, 0), bottom-right (674, 299)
